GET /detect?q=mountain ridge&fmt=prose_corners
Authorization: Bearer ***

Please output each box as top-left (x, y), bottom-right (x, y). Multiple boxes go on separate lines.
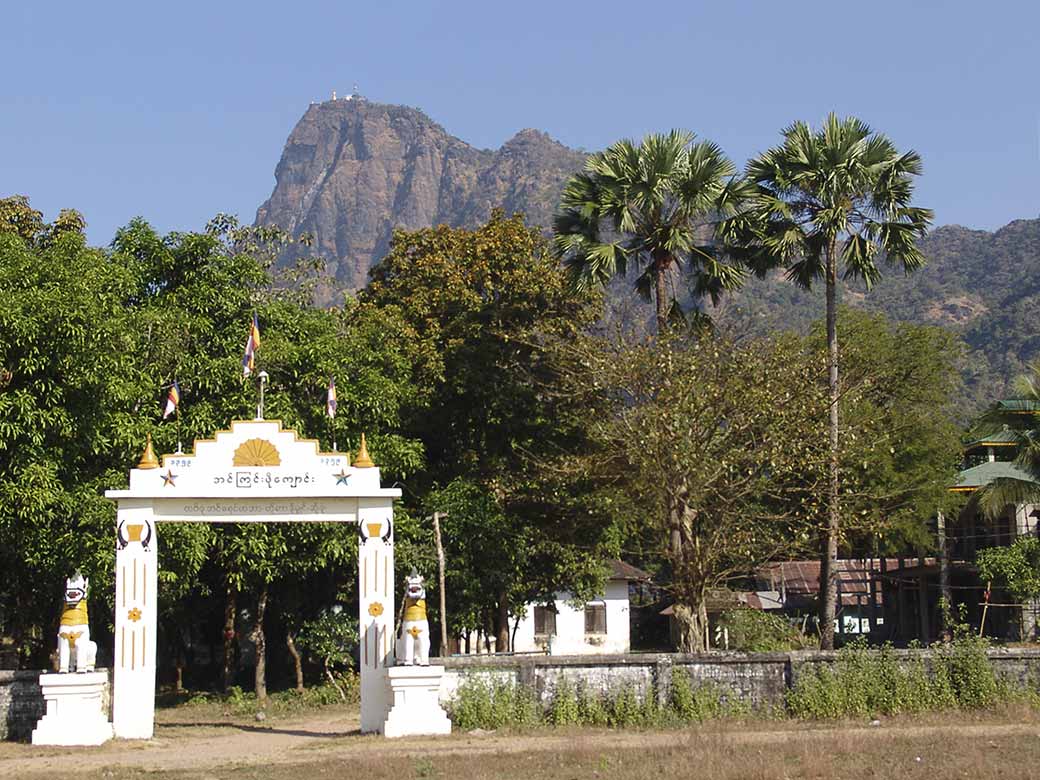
top-left (256, 99), bottom-right (1039, 415)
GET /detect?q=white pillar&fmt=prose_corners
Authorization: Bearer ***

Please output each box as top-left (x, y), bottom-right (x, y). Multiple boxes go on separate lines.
top-left (358, 497), bottom-right (395, 733)
top-left (112, 501), bottom-right (159, 739)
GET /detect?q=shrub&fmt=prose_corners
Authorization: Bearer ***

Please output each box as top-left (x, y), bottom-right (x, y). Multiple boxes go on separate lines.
top-left (717, 608), bottom-right (813, 652)
top-left (577, 683), bottom-right (609, 726)
top-left (787, 636), bottom-right (1015, 719)
top-left (549, 678), bottom-right (579, 726)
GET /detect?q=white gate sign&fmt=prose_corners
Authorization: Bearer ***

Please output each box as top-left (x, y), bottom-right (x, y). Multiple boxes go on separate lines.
top-left (105, 420), bottom-right (400, 737)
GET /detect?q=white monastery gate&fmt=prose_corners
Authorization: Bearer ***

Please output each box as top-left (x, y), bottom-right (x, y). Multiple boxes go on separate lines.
top-left (105, 420), bottom-right (402, 737)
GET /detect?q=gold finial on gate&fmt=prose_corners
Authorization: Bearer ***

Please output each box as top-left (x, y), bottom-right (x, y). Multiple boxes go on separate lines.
top-left (137, 434), bottom-right (160, 470)
top-left (353, 433), bottom-right (375, 468)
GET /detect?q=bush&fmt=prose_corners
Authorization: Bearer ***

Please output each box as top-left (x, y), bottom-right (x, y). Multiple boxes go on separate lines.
top-left (787, 636), bottom-right (1014, 719)
top-left (717, 609), bottom-right (813, 652)
top-left (449, 678), bottom-right (542, 731)
top-left (548, 678), bottom-right (579, 726)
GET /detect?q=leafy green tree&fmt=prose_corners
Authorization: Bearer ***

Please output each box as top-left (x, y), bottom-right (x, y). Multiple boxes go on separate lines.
top-left (0, 204), bottom-right (427, 686)
top-left (977, 537), bottom-right (1040, 605)
top-left (0, 207), bottom-right (153, 663)
top-left (112, 217), bottom-right (425, 696)
top-left (730, 115), bottom-right (934, 648)
top-left (821, 310), bottom-right (963, 554)
top-left (552, 130), bottom-right (750, 333)
top-left (549, 331), bottom-right (827, 651)
top-left (362, 213), bottom-right (613, 651)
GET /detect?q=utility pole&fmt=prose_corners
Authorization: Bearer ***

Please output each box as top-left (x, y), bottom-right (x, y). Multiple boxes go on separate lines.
top-left (937, 509), bottom-right (952, 640)
top-left (430, 512), bottom-right (449, 655)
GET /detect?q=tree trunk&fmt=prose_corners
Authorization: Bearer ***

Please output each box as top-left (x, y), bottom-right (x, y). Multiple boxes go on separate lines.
top-left (251, 584), bottom-right (269, 705)
top-left (222, 584), bottom-right (238, 693)
top-left (495, 593), bottom-right (510, 653)
top-left (819, 244), bottom-right (840, 651)
top-left (653, 253), bottom-right (671, 334)
top-left (672, 601), bottom-right (707, 653)
top-left (286, 631), bottom-right (304, 693)
top-left (324, 659), bottom-right (346, 701)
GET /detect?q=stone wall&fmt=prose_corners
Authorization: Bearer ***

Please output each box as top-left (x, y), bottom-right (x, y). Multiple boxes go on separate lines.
top-left (441, 647), bottom-right (1040, 710)
top-left (1, 670), bottom-right (111, 741)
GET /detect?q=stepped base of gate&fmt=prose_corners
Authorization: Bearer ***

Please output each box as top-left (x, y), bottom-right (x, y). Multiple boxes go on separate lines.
top-left (383, 665), bottom-right (452, 738)
top-left (32, 672), bottom-right (113, 746)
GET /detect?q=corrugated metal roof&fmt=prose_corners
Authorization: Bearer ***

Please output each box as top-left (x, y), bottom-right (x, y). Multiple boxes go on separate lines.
top-left (756, 559), bottom-right (917, 606)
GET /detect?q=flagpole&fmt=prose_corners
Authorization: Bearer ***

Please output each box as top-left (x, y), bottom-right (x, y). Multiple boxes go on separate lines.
top-left (257, 371), bottom-right (268, 420)
top-left (175, 396), bottom-right (183, 454)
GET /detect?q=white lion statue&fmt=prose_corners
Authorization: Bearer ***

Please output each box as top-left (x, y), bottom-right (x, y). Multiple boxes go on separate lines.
top-left (58, 573), bottom-right (97, 673)
top-left (398, 571), bottom-right (430, 666)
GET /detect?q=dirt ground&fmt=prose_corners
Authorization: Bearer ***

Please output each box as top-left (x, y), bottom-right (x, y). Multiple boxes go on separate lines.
top-left (4, 706), bottom-right (1040, 779)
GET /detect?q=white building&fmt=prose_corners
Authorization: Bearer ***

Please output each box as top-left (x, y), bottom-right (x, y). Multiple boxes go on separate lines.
top-left (511, 561), bottom-right (650, 655)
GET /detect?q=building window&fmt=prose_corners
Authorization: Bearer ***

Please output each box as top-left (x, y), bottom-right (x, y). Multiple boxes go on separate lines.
top-left (584, 602), bottom-right (607, 634)
top-left (534, 605), bottom-right (557, 636)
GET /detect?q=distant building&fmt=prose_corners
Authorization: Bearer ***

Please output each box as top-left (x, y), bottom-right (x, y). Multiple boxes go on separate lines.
top-left (512, 561), bottom-right (651, 655)
top-left (458, 561), bottom-right (651, 656)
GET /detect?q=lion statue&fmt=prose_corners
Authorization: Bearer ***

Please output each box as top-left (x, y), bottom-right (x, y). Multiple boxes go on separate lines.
top-left (57, 573), bottom-right (97, 673)
top-left (397, 571), bottom-right (430, 666)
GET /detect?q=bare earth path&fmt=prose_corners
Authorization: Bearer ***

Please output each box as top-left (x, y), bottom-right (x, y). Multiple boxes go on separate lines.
top-left (3, 710), bottom-right (1040, 779)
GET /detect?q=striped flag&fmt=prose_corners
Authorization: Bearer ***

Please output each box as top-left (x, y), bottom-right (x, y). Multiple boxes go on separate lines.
top-left (162, 381), bottom-right (181, 420)
top-left (326, 376), bottom-right (337, 418)
top-left (242, 313), bottom-right (260, 376)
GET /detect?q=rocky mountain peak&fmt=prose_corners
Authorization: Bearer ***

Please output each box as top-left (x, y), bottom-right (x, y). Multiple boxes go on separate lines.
top-left (255, 101), bottom-right (586, 296)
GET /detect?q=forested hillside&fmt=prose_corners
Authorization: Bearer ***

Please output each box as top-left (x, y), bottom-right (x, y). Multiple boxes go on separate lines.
top-left (708, 218), bottom-right (1040, 417)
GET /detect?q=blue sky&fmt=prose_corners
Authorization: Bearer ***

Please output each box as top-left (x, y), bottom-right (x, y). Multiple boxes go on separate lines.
top-left (3, 0), bottom-right (1037, 245)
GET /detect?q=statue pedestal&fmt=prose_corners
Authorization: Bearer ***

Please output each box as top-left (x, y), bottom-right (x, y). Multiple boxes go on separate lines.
top-left (32, 672), bottom-right (113, 746)
top-left (383, 665), bottom-right (452, 738)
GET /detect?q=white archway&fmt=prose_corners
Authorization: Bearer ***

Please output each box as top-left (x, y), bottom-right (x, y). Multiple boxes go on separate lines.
top-left (105, 419), bottom-right (400, 737)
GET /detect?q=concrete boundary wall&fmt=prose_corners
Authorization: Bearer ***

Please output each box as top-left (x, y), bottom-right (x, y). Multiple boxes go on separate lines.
top-left (441, 648), bottom-right (1040, 710)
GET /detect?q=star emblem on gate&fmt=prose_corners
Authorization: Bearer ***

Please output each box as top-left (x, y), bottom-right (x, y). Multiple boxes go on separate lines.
top-left (161, 469), bottom-right (177, 487)
top-left (333, 468), bottom-right (350, 486)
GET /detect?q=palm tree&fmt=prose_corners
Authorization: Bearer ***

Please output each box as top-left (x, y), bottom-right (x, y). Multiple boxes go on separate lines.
top-left (728, 114), bottom-right (933, 650)
top-left (552, 130), bottom-right (749, 333)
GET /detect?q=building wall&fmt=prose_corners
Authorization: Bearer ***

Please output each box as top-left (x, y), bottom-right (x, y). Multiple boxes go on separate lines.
top-left (511, 581), bottom-right (631, 656)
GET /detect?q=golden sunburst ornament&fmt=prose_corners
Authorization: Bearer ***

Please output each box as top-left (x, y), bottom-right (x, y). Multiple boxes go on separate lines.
top-left (232, 438), bottom-right (281, 467)
top-left (368, 602), bottom-right (384, 617)
top-left (128, 608), bottom-right (142, 623)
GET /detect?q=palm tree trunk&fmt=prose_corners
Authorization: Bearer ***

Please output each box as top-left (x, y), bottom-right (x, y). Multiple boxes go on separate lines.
top-left (819, 244), bottom-right (840, 650)
top-left (653, 253), bottom-right (670, 333)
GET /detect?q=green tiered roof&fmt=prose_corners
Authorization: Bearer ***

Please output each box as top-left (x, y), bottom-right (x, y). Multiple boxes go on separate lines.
top-left (963, 429), bottom-right (1021, 450)
top-left (995, 399), bottom-right (1040, 414)
top-left (951, 461), bottom-right (1034, 492)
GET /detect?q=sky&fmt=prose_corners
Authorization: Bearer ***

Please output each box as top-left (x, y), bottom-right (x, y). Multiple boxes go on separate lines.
top-left (3, 0), bottom-right (1038, 245)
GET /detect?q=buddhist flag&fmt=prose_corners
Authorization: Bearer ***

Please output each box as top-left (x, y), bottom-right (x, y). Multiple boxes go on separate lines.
top-left (162, 381), bottom-right (181, 420)
top-left (326, 376), bottom-right (337, 418)
top-left (242, 313), bottom-right (260, 376)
